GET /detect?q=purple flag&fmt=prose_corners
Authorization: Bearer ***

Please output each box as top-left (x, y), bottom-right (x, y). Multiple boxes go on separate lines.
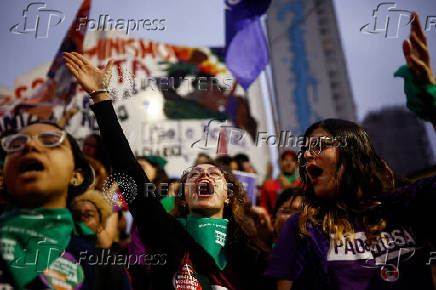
top-left (232, 170), bottom-right (257, 205)
top-left (225, 0), bottom-right (271, 89)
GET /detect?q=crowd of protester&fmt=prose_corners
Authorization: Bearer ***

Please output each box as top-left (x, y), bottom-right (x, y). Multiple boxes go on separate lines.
top-left (0, 12), bottom-right (435, 290)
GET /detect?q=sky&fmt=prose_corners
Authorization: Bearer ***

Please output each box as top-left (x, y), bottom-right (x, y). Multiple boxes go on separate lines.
top-left (1, 0), bottom-right (435, 158)
top-left (332, 0), bottom-right (436, 159)
top-left (0, 0), bottom-right (223, 87)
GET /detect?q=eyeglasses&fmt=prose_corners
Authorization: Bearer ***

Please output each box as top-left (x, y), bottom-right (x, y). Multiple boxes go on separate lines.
top-left (298, 136), bottom-right (342, 164)
top-left (1, 130), bottom-right (66, 152)
top-left (184, 166), bottom-right (224, 180)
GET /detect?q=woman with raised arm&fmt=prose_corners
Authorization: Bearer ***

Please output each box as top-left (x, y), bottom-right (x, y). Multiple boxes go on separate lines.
top-left (265, 12), bottom-right (436, 290)
top-left (63, 52), bottom-right (271, 289)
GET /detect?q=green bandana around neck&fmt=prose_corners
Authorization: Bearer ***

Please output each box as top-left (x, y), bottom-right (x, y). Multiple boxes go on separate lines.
top-left (178, 214), bottom-right (228, 270)
top-left (0, 208), bottom-right (75, 289)
top-left (284, 173), bottom-right (296, 184)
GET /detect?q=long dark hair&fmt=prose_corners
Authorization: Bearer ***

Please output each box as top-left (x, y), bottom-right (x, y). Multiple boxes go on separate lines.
top-left (172, 163), bottom-right (270, 277)
top-left (298, 119), bottom-right (395, 243)
top-left (0, 121), bottom-right (94, 205)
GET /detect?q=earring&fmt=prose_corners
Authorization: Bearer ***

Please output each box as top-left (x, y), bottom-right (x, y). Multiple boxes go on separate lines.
top-left (71, 180), bottom-right (77, 186)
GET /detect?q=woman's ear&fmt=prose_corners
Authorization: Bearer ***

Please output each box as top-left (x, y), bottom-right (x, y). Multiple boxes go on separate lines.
top-left (70, 169), bottom-right (84, 187)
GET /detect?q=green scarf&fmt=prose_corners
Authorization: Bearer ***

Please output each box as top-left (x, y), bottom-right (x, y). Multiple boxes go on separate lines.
top-left (284, 173), bottom-right (296, 185)
top-left (160, 196), bottom-right (175, 213)
top-left (0, 208), bottom-right (75, 289)
top-left (394, 65), bottom-right (436, 123)
top-left (178, 214), bottom-right (228, 270)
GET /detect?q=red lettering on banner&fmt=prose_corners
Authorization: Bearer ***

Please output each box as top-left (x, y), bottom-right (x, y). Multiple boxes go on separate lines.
top-left (15, 86), bottom-right (27, 99)
top-left (31, 78), bottom-right (44, 89)
top-left (85, 37), bottom-right (175, 61)
top-left (0, 96), bottom-right (11, 108)
top-left (85, 39), bottom-right (105, 60)
top-left (139, 40), bottom-right (155, 59)
top-left (132, 59), bottom-right (151, 78)
top-left (125, 38), bottom-right (138, 57)
top-left (157, 44), bottom-right (176, 61)
top-left (113, 59), bottom-right (127, 83)
top-left (108, 38), bottom-right (121, 58)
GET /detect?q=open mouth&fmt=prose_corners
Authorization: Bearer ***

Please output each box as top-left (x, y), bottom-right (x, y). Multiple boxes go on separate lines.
top-left (18, 159), bottom-right (45, 174)
top-left (196, 179), bottom-right (214, 197)
top-left (307, 164), bottom-right (323, 180)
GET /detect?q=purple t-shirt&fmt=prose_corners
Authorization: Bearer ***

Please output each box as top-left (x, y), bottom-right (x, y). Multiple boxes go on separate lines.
top-left (265, 176), bottom-right (436, 290)
top-left (266, 216), bottom-right (434, 290)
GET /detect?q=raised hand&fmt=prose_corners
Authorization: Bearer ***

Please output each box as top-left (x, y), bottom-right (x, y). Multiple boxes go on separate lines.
top-left (63, 52), bottom-right (114, 94)
top-left (403, 12), bottom-right (436, 85)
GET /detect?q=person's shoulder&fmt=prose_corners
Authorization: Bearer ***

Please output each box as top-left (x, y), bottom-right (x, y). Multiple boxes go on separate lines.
top-left (281, 213), bottom-right (301, 236)
top-left (262, 179), bottom-right (280, 190)
top-left (284, 213), bottom-right (323, 239)
top-left (288, 212), bottom-right (301, 225)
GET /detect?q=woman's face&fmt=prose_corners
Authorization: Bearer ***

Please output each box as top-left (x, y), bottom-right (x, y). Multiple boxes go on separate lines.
top-left (303, 128), bottom-right (339, 199)
top-left (71, 200), bottom-right (101, 233)
top-left (83, 135), bottom-right (98, 159)
top-left (3, 123), bottom-right (78, 207)
top-left (274, 196), bottom-right (303, 235)
top-left (280, 154), bottom-right (297, 175)
top-left (184, 163), bottom-right (229, 215)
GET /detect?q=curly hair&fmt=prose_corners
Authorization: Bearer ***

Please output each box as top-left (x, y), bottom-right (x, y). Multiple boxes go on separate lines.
top-left (171, 163), bottom-right (270, 277)
top-left (298, 119), bottom-right (395, 243)
top-left (71, 189), bottom-right (113, 226)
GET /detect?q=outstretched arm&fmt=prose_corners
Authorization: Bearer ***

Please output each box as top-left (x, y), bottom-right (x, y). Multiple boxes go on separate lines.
top-left (63, 52), bottom-right (145, 190)
top-left (63, 52), bottom-right (193, 270)
top-left (403, 12), bottom-right (435, 86)
top-left (399, 12), bottom-right (436, 130)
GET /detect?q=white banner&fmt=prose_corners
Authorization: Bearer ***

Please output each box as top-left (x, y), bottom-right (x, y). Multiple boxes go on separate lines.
top-left (0, 30), bottom-right (271, 181)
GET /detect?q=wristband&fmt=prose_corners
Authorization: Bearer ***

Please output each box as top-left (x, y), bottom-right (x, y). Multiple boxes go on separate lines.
top-left (89, 89), bottom-right (110, 97)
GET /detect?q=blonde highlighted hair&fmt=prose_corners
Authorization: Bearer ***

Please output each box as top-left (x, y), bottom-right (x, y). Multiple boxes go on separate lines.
top-left (298, 119), bottom-right (397, 244)
top-left (72, 190), bottom-right (113, 226)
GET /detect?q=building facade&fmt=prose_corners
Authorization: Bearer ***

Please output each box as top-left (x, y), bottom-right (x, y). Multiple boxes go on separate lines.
top-left (362, 106), bottom-right (433, 176)
top-left (266, 0), bottom-right (356, 143)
